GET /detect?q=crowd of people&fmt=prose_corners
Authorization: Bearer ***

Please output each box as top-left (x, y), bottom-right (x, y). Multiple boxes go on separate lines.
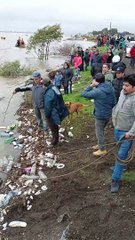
top-left (13, 36), bottom-right (135, 194)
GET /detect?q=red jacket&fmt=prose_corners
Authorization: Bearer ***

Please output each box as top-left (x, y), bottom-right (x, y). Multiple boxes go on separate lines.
top-left (130, 46), bottom-right (135, 58)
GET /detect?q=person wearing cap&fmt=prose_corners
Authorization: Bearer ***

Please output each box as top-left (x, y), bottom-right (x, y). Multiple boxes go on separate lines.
top-left (112, 66), bottom-right (125, 103)
top-left (81, 73), bottom-right (116, 156)
top-left (13, 71), bottom-right (49, 136)
top-left (111, 74), bottom-right (135, 193)
top-left (43, 78), bottom-right (69, 148)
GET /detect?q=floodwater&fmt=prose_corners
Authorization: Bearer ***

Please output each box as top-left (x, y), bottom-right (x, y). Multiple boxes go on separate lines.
top-left (0, 32), bottom-right (95, 163)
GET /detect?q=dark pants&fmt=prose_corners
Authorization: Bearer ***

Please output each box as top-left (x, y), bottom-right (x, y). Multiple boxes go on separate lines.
top-left (47, 118), bottom-right (59, 145)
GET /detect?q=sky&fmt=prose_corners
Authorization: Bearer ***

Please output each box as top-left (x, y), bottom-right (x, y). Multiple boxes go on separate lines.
top-left (0, 0), bottom-right (135, 35)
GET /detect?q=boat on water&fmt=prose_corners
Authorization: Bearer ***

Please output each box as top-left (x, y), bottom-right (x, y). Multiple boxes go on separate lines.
top-left (1, 36), bottom-right (6, 40)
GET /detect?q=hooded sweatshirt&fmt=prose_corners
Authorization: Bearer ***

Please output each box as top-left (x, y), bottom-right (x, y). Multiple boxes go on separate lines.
top-left (81, 82), bottom-right (116, 119)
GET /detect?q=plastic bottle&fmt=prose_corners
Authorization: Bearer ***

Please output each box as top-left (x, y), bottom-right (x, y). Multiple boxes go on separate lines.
top-left (4, 136), bottom-right (15, 144)
top-left (38, 170), bottom-right (47, 180)
top-left (0, 190), bottom-right (18, 208)
top-left (6, 156), bottom-right (14, 172)
top-left (0, 132), bottom-right (14, 137)
top-left (30, 163), bottom-right (36, 175)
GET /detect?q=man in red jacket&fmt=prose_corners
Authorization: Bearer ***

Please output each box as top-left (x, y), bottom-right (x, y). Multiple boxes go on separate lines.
top-left (130, 44), bottom-right (135, 68)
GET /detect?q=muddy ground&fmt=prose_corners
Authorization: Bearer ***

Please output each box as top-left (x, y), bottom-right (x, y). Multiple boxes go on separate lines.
top-left (1, 57), bottom-right (135, 240)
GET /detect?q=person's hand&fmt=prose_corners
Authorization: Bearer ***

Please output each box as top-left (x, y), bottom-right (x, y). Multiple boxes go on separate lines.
top-left (90, 81), bottom-right (99, 88)
top-left (125, 133), bottom-right (131, 139)
top-left (12, 90), bottom-right (16, 95)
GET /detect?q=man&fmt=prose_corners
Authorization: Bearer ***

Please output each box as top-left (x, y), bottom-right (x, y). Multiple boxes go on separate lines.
top-left (111, 74), bottom-right (135, 193)
top-left (13, 71), bottom-right (49, 137)
top-left (130, 44), bottom-right (135, 68)
top-left (112, 66), bottom-right (125, 103)
top-left (43, 78), bottom-right (69, 148)
top-left (81, 73), bottom-right (116, 156)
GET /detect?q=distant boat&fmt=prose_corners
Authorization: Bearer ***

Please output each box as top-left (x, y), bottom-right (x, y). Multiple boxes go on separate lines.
top-left (1, 36), bottom-right (6, 40)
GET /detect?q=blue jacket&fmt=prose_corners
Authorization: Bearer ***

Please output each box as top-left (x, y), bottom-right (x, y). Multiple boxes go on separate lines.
top-left (44, 84), bottom-right (69, 125)
top-left (54, 74), bottom-right (62, 87)
top-left (81, 82), bottom-right (116, 119)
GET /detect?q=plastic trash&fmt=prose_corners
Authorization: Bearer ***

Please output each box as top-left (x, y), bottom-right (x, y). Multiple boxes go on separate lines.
top-left (30, 163), bottom-right (36, 175)
top-left (38, 171), bottom-right (47, 180)
top-left (68, 131), bottom-right (73, 137)
top-left (7, 124), bottom-right (16, 130)
top-left (9, 221), bottom-right (27, 228)
top-left (59, 225), bottom-right (70, 240)
top-left (6, 156), bottom-right (14, 172)
top-left (4, 136), bottom-right (15, 144)
top-left (0, 132), bottom-right (14, 137)
top-left (0, 190), bottom-right (19, 209)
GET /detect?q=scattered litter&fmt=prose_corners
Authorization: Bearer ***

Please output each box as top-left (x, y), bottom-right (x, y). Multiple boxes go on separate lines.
top-left (59, 128), bottom-right (65, 133)
top-left (41, 185), bottom-right (48, 191)
top-left (55, 163), bottom-right (65, 169)
top-left (38, 171), bottom-right (47, 180)
top-left (70, 127), bottom-right (73, 130)
top-left (9, 221), bottom-right (27, 228)
top-left (68, 131), bottom-right (74, 137)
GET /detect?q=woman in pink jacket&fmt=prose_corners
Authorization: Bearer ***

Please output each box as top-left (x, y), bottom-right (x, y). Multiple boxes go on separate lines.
top-left (73, 53), bottom-right (82, 78)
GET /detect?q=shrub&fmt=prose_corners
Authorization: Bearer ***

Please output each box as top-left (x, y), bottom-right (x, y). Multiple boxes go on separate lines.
top-left (0, 60), bottom-right (32, 77)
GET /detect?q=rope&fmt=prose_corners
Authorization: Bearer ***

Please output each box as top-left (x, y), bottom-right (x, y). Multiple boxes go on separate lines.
top-left (2, 95), bottom-right (13, 122)
top-left (116, 139), bottom-right (135, 166)
top-left (47, 138), bottom-right (135, 181)
top-left (47, 143), bottom-right (118, 181)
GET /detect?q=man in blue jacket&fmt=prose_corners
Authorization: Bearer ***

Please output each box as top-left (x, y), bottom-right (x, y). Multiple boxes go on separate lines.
top-left (81, 73), bottom-right (116, 156)
top-left (43, 78), bottom-right (69, 148)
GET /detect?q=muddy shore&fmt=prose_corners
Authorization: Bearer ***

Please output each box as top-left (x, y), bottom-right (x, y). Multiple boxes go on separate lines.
top-left (1, 57), bottom-right (135, 240)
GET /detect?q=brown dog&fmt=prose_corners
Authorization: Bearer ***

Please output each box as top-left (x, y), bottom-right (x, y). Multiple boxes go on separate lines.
top-left (65, 101), bottom-right (83, 121)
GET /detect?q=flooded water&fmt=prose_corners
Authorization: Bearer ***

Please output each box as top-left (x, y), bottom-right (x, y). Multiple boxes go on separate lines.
top-left (0, 32), bottom-right (95, 161)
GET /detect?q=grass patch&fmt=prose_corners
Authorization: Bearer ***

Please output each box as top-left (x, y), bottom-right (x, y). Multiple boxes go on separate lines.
top-left (122, 171), bottom-right (135, 183)
top-left (0, 60), bottom-right (32, 78)
top-left (63, 66), bottom-right (94, 115)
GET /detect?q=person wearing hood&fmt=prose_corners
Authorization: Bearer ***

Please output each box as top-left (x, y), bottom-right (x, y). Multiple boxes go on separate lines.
top-left (81, 73), bottom-right (116, 156)
top-left (43, 78), bottom-right (69, 148)
top-left (111, 55), bottom-right (126, 72)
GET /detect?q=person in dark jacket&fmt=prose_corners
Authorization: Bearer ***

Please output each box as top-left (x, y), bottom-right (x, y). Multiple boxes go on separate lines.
top-left (112, 66), bottom-right (125, 103)
top-left (81, 73), bottom-right (116, 156)
top-left (91, 49), bottom-right (102, 78)
top-left (43, 78), bottom-right (69, 148)
top-left (13, 71), bottom-right (49, 136)
top-left (61, 62), bottom-right (73, 94)
top-left (83, 49), bottom-right (90, 71)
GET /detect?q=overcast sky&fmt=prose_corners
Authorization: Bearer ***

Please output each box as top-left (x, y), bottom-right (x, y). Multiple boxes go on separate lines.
top-left (0, 0), bottom-right (135, 35)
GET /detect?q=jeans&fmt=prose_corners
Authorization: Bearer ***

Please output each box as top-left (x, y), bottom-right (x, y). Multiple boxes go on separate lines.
top-left (130, 58), bottom-right (135, 67)
top-left (34, 107), bottom-right (48, 133)
top-left (75, 68), bottom-right (80, 77)
top-left (95, 118), bottom-right (110, 150)
top-left (112, 129), bottom-right (133, 181)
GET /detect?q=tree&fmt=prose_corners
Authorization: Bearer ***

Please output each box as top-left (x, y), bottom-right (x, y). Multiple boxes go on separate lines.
top-left (27, 24), bottom-right (63, 60)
